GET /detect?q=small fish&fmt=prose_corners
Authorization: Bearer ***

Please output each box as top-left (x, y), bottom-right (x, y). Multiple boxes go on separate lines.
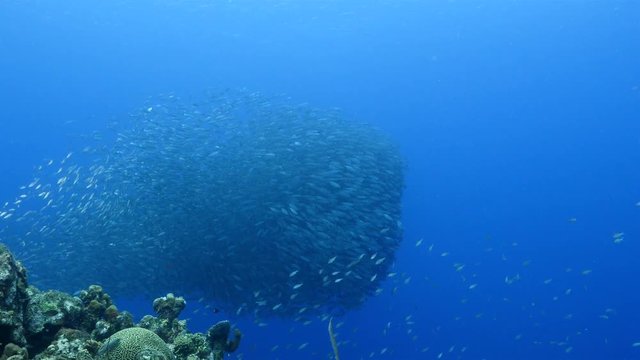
top-left (415, 238), bottom-right (423, 247)
top-left (328, 256), bottom-right (337, 264)
top-left (97, 338), bottom-right (121, 357)
top-left (613, 233), bottom-right (624, 244)
top-left (468, 284), bottom-right (478, 290)
top-left (289, 270), bottom-right (299, 277)
top-left (292, 283), bottom-right (303, 289)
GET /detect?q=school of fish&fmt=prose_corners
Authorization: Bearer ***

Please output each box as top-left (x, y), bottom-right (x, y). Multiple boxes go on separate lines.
top-left (0, 91), bottom-right (405, 318)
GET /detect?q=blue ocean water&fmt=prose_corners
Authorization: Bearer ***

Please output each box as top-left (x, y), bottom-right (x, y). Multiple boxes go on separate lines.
top-left (1, 1), bottom-right (639, 359)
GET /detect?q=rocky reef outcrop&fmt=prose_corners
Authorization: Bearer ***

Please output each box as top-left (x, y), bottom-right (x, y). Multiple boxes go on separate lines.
top-left (0, 244), bottom-right (29, 348)
top-left (0, 243), bottom-right (241, 359)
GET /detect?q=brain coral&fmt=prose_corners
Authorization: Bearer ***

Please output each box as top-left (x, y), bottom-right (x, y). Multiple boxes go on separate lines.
top-left (96, 327), bottom-right (174, 360)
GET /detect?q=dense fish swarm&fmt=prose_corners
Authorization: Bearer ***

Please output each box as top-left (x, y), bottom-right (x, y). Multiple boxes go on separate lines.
top-left (0, 92), bottom-right (405, 317)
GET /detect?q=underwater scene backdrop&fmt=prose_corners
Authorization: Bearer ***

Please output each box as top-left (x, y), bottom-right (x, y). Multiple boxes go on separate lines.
top-left (1, 1), bottom-right (639, 359)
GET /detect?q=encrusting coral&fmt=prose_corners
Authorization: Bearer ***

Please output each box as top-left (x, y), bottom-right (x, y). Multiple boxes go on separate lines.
top-left (0, 243), bottom-right (241, 359)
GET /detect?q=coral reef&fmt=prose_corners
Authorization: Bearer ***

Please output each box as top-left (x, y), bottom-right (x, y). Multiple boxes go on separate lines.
top-left (77, 285), bottom-right (134, 338)
top-left (24, 288), bottom-right (84, 353)
top-left (172, 333), bottom-right (209, 360)
top-left (36, 332), bottom-right (94, 360)
top-left (0, 343), bottom-right (28, 360)
top-left (207, 321), bottom-right (241, 360)
top-left (0, 243), bottom-right (241, 359)
top-left (139, 293), bottom-right (187, 343)
top-left (0, 244), bottom-right (29, 347)
top-left (96, 327), bottom-right (173, 360)
top-left (152, 294), bottom-right (186, 322)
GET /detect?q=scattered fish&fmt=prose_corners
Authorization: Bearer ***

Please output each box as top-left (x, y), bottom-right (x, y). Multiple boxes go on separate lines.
top-left (613, 232), bottom-right (625, 244)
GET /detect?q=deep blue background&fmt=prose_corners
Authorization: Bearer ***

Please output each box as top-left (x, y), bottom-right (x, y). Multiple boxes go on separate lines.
top-left (1, 1), bottom-right (639, 358)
